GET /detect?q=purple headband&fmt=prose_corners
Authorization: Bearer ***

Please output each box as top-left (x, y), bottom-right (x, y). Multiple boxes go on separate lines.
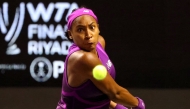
top-left (67, 8), bottom-right (98, 30)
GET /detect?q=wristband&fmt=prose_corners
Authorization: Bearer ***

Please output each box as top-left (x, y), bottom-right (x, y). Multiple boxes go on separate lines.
top-left (132, 97), bottom-right (145, 109)
top-left (114, 104), bottom-right (128, 109)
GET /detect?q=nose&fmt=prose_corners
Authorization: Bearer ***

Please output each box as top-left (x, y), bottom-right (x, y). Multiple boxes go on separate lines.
top-left (85, 29), bottom-right (92, 38)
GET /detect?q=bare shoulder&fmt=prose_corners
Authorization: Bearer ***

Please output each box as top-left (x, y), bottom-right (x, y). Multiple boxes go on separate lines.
top-left (67, 50), bottom-right (102, 87)
top-left (98, 35), bottom-right (106, 49)
top-left (77, 51), bottom-right (101, 68)
top-left (68, 50), bottom-right (101, 75)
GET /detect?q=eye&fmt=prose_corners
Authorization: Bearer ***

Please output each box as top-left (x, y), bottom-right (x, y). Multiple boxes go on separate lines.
top-left (90, 25), bottom-right (95, 30)
top-left (77, 28), bottom-right (83, 32)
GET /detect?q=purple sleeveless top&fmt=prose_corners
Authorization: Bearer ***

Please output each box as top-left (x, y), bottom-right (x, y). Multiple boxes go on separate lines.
top-left (56, 42), bottom-right (116, 109)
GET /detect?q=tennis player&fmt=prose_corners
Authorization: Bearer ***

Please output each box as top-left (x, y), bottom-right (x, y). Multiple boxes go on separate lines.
top-left (56, 7), bottom-right (145, 109)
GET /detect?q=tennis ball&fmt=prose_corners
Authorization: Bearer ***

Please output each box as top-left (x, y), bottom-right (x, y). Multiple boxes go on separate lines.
top-left (92, 65), bottom-right (107, 80)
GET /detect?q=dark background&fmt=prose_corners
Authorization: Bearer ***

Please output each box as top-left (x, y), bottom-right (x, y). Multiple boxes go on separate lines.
top-left (0, 0), bottom-right (190, 109)
top-left (92, 0), bottom-right (190, 89)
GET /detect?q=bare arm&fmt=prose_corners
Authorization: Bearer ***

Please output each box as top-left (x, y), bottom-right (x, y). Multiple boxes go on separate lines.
top-left (68, 35), bottom-right (138, 107)
top-left (76, 51), bottom-right (138, 107)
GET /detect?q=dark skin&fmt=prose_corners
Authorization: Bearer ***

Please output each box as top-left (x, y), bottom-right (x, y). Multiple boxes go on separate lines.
top-left (67, 15), bottom-right (138, 108)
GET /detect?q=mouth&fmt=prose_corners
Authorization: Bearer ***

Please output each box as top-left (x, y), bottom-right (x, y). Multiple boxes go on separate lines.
top-left (87, 41), bottom-right (94, 44)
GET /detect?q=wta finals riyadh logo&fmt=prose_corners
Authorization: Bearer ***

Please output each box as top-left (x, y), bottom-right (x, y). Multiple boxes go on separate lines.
top-left (30, 57), bottom-right (53, 82)
top-left (0, 2), bottom-right (25, 55)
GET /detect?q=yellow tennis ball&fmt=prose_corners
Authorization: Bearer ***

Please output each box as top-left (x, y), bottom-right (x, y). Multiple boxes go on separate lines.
top-left (92, 65), bottom-right (107, 80)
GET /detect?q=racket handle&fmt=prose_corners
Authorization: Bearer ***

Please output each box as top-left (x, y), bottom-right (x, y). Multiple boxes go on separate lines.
top-left (132, 97), bottom-right (145, 109)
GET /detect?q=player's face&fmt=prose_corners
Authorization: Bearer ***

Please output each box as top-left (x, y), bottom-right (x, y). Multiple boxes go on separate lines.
top-left (68, 15), bottom-right (100, 51)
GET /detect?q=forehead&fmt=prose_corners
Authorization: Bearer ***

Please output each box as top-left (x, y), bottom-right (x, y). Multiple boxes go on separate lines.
top-left (72, 15), bottom-right (97, 26)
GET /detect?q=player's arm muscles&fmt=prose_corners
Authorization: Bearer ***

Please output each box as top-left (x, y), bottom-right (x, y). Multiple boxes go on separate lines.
top-left (79, 52), bottom-right (138, 107)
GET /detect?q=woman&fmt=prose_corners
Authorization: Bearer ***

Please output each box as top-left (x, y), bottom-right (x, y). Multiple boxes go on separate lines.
top-left (56, 7), bottom-right (145, 109)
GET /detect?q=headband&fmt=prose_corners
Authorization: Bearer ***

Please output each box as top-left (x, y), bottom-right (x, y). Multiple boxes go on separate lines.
top-left (67, 8), bottom-right (98, 30)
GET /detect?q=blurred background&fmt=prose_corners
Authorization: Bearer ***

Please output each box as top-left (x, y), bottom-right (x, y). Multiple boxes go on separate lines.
top-left (0, 0), bottom-right (190, 109)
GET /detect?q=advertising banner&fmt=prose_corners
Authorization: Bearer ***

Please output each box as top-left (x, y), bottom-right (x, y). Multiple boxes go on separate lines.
top-left (1, 0), bottom-right (190, 88)
top-left (0, 1), bottom-right (81, 86)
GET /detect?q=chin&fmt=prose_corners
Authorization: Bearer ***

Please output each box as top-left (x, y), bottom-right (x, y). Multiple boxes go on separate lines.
top-left (86, 45), bottom-right (96, 51)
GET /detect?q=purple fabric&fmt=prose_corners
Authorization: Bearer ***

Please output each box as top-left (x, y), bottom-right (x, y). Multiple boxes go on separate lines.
top-left (114, 104), bottom-right (128, 109)
top-left (56, 43), bottom-right (116, 109)
top-left (67, 8), bottom-right (98, 30)
top-left (132, 97), bottom-right (145, 109)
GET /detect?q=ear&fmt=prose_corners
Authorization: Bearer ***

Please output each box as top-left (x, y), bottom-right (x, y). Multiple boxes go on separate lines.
top-left (67, 30), bottom-right (73, 39)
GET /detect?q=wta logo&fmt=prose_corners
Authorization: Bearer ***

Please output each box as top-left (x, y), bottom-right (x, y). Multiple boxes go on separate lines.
top-left (0, 2), bottom-right (25, 55)
top-left (0, 2), bottom-right (79, 56)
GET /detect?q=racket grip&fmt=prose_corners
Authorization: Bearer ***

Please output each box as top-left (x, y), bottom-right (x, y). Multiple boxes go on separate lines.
top-left (132, 97), bottom-right (145, 109)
